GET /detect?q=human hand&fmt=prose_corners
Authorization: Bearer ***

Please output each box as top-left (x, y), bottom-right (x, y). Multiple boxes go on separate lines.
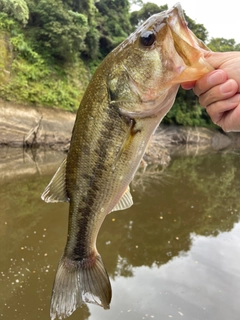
top-left (181, 51), bottom-right (240, 132)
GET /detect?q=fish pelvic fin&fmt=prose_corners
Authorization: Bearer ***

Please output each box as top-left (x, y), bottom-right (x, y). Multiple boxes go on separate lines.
top-left (41, 158), bottom-right (69, 203)
top-left (50, 254), bottom-right (112, 320)
top-left (111, 186), bottom-right (133, 212)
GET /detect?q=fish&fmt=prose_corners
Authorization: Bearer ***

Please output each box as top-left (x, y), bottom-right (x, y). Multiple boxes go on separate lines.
top-left (41, 3), bottom-right (213, 319)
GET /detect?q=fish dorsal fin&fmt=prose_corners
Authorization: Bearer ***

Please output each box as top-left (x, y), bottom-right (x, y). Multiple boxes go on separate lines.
top-left (41, 158), bottom-right (69, 203)
top-left (111, 186), bottom-right (133, 212)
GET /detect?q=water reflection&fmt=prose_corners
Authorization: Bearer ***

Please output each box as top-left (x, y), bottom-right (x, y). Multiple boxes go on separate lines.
top-left (1, 148), bottom-right (240, 319)
top-left (100, 224), bottom-right (240, 320)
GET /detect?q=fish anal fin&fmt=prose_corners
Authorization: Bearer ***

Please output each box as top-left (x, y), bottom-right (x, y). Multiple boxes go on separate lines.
top-left (50, 254), bottom-right (111, 319)
top-left (41, 158), bottom-right (69, 203)
top-left (111, 186), bottom-right (133, 212)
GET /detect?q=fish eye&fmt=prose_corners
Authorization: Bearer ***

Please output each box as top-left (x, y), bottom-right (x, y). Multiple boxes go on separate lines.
top-left (140, 30), bottom-right (156, 47)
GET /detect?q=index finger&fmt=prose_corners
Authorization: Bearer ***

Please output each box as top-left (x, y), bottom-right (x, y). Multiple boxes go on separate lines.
top-left (193, 70), bottom-right (228, 97)
top-left (181, 81), bottom-right (196, 90)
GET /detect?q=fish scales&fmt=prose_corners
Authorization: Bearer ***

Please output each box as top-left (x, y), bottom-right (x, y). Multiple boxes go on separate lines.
top-left (65, 105), bottom-right (128, 260)
top-left (41, 3), bottom-right (213, 319)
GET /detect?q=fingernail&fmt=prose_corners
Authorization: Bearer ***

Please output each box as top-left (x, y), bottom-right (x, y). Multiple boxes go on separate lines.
top-left (219, 81), bottom-right (233, 94)
top-left (208, 71), bottom-right (225, 86)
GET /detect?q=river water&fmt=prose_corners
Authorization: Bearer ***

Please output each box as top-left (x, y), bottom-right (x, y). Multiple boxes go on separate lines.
top-left (1, 146), bottom-right (240, 320)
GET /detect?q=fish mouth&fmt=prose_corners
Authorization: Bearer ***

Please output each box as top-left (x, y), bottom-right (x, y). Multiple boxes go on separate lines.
top-left (167, 3), bottom-right (207, 53)
top-left (166, 3), bottom-right (213, 82)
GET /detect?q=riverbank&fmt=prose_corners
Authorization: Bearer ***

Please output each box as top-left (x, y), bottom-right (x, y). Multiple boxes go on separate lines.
top-left (0, 98), bottom-right (239, 153)
top-left (2, 99), bottom-right (240, 184)
top-left (0, 99), bottom-right (75, 150)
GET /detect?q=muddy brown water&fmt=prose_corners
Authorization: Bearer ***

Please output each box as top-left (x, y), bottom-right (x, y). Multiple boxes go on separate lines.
top-left (1, 147), bottom-right (240, 320)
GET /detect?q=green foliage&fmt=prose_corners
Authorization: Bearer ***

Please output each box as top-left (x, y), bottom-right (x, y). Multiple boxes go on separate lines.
top-left (96, 0), bottom-right (132, 56)
top-left (0, 26), bottom-right (89, 109)
top-left (26, 0), bottom-right (89, 61)
top-left (61, 0), bottom-right (100, 60)
top-left (0, 55), bottom-right (89, 110)
top-left (11, 33), bottom-right (40, 62)
top-left (130, 2), bottom-right (167, 28)
top-left (207, 37), bottom-right (240, 52)
top-left (0, 12), bottom-right (18, 31)
top-left (83, 26), bottom-right (100, 60)
top-left (163, 88), bottom-right (214, 127)
top-left (0, 0), bottom-right (29, 26)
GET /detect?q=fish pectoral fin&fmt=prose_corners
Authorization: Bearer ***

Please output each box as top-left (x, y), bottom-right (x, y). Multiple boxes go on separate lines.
top-left (41, 158), bottom-right (69, 203)
top-left (111, 186), bottom-right (133, 212)
top-left (112, 118), bottom-right (136, 171)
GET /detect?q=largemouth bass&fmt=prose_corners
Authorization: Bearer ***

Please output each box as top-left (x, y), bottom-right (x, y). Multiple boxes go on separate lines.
top-left (42, 3), bottom-right (212, 319)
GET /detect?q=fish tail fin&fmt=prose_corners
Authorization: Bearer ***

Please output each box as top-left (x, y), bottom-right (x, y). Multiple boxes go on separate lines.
top-left (50, 254), bottom-right (112, 320)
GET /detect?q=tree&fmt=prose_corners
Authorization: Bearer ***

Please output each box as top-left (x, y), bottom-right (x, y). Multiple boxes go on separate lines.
top-left (0, 0), bottom-right (29, 26)
top-left (96, 0), bottom-right (132, 57)
top-left (63, 0), bottom-right (95, 14)
top-left (207, 37), bottom-right (240, 52)
top-left (63, 0), bottom-right (100, 59)
top-left (163, 87), bottom-right (213, 127)
top-left (130, 2), bottom-right (167, 28)
top-left (25, 0), bottom-right (89, 61)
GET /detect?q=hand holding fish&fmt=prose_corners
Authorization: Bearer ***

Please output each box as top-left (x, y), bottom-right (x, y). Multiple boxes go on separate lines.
top-left (182, 51), bottom-right (240, 132)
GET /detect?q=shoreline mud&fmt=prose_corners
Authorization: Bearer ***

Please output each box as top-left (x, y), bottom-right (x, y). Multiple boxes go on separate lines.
top-left (1, 99), bottom-right (240, 154)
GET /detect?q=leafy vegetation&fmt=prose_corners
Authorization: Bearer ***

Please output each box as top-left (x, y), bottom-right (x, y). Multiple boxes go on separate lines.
top-left (208, 37), bottom-right (240, 52)
top-left (0, 0), bottom-right (29, 26)
top-left (0, 0), bottom-right (239, 122)
top-left (0, 10), bottom-right (89, 110)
